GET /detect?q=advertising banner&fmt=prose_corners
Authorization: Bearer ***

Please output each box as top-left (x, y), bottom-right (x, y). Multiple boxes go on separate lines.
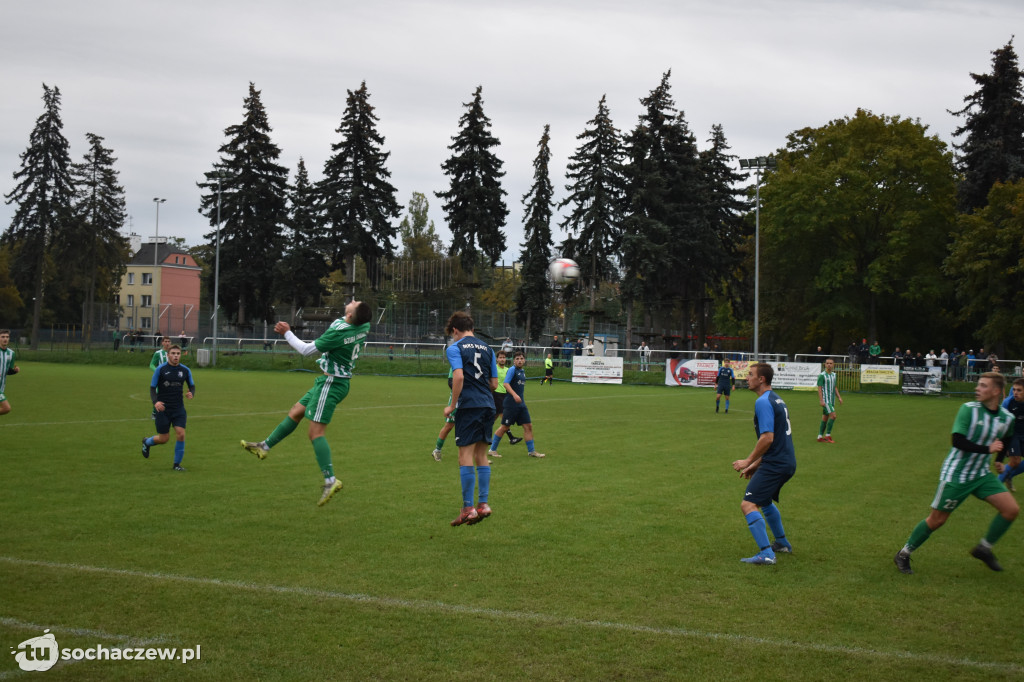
top-left (766, 362), bottom-right (820, 390)
top-left (665, 358), bottom-right (719, 387)
top-left (902, 368), bottom-right (942, 394)
top-left (860, 364), bottom-right (900, 386)
top-left (572, 355), bottom-right (624, 384)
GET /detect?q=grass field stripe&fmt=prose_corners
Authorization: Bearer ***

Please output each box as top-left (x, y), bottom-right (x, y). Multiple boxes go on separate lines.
top-left (0, 393), bottom-right (673, 428)
top-left (1, 556), bottom-right (1019, 674)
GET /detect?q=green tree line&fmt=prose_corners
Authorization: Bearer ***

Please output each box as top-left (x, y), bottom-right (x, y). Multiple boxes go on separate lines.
top-left (4, 39), bottom-right (1024, 355)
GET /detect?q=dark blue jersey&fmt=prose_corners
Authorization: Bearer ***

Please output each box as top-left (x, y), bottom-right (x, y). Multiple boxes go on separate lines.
top-left (1001, 396), bottom-right (1024, 437)
top-left (446, 337), bottom-right (498, 410)
top-left (753, 390), bottom-right (796, 470)
top-left (717, 366), bottom-right (735, 389)
top-left (150, 362), bottom-right (195, 411)
top-left (503, 365), bottom-right (526, 407)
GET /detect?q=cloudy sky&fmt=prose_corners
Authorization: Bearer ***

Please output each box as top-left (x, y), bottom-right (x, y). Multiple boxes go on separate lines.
top-left (2, 0), bottom-right (1021, 262)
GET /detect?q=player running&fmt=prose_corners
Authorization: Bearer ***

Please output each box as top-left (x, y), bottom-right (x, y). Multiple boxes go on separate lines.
top-left (0, 329), bottom-right (20, 416)
top-left (489, 350), bottom-right (545, 459)
top-left (893, 372), bottom-right (1018, 574)
top-left (141, 345), bottom-right (195, 471)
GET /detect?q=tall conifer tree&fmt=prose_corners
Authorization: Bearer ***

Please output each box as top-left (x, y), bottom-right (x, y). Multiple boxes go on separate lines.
top-left (198, 83), bottom-right (289, 325)
top-left (559, 95), bottom-right (626, 293)
top-left (318, 81), bottom-right (401, 290)
top-left (2, 84), bottom-right (76, 348)
top-left (951, 39), bottom-right (1024, 212)
top-left (276, 158), bottom-right (329, 315)
top-left (436, 86), bottom-right (508, 273)
top-left (62, 133), bottom-right (129, 346)
top-left (515, 125), bottom-right (555, 342)
top-left (619, 72), bottom-right (683, 335)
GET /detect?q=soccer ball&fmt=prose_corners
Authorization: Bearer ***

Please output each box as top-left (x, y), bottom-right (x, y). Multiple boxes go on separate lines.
top-left (549, 258), bottom-right (580, 285)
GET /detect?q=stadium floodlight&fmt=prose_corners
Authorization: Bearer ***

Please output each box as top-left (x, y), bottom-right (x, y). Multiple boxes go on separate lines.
top-left (206, 173), bottom-right (228, 367)
top-left (737, 157), bottom-right (776, 361)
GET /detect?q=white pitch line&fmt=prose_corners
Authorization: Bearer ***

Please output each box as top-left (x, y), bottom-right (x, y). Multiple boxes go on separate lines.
top-left (0, 556), bottom-right (1019, 674)
top-left (0, 616), bottom-right (167, 680)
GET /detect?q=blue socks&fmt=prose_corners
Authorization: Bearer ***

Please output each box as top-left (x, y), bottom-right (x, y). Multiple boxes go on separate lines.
top-left (477, 465), bottom-right (490, 504)
top-left (459, 466), bottom-right (475, 507)
top-left (761, 503), bottom-right (786, 544)
top-left (526, 439), bottom-right (535, 453)
top-left (725, 399), bottom-right (730, 411)
top-left (174, 441), bottom-right (184, 465)
top-left (745, 510), bottom-right (772, 553)
top-left (144, 436), bottom-right (155, 447)
top-left (490, 434), bottom-right (501, 451)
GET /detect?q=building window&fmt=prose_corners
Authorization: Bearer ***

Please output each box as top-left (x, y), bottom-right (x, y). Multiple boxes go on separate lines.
top-left (141, 295), bottom-right (152, 307)
top-left (142, 273), bottom-right (153, 285)
top-left (127, 273), bottom-right (135, 285)
top-left (127, 294), bottom-right (134, 307)
top-left (141, 317), bottom-right (152, 330)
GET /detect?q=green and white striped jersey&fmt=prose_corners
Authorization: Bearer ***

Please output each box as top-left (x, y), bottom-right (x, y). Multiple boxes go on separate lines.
top-left (0, 346), bottom-right (14, 394)
top-left (817, 370), bottom-right (837, 399)
top-left (939, 401), bottom-right (1015, 484)
top-left (314, 319), bottom-right (370, 378)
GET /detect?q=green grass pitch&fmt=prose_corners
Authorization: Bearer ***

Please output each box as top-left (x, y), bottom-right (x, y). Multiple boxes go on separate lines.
top-left (1, 362), bottom-right (1021, 680)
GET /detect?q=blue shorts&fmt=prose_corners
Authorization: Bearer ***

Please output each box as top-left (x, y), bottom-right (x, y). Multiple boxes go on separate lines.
top-left (717, 384), bottom-right (732, 396)
top-left (454, 406), bottom-right (494, 448)
top-left (1008, 436), bottom-right (1022, 459)
top-left (744, 463), bottom-right (795, 507)
top-left (502, 402), bottom-right (531, 427)
top-left (155, 408), bottom-right (187, 434)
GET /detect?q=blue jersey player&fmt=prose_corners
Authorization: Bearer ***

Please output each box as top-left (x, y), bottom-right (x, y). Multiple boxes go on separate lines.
top-left (444, 311), bottom-right (499, 527)
top-left (997, 378), bottom-right (1024, 491)
top-left (141, 345), bottom-right (195, 471)
top-left (489, 350), bottom-right (545, 459)
top-left (715, 358), bottom-right (735, 413)
top-left (731, 362), bottom-right (797, 564)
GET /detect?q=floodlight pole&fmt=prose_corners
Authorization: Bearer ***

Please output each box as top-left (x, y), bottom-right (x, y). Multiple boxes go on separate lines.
top-left (738, 157), bottom-right (776, 362)
top-left (153, 198), bottom-right (166, 338)
top-left (213, 177), bottom-right (222, 367)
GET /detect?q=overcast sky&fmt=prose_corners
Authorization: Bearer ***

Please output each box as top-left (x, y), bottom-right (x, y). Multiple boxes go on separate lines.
top-left (2, 0), bottom-right (1021, 263)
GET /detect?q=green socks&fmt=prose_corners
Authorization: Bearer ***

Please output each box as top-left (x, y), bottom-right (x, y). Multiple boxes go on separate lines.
top-left (905, 519), bottom-right (933, 551)
top-left (984, 513), bottom-right (1014, 545)
top-left (312, 436), bottom-right (334, 479)
top-left (266, 416), bottom-right (299, 448)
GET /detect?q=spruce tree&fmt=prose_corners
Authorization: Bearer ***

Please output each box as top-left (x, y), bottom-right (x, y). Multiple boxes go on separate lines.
top-left (61, 133), bottom-right (129, 347)
top-left (698, 124), bottom-right (750, 329)
top-left (619, 72), bottom-right (682, 336)
top-left (198, 83), bottom-right (289, 326)
top-left (2, 84), bottom-right (76, 348)
top-left (275, 158), bottom-right (329, 317)
top-left (436, 86), bottom-right (508, 274)
top-left (318, 81), bottom-right (401, 291)
top-left (515, 125), bottom-right (555, 342)
top-left (559, 96), bottom-right (626, 294)
top-left (951, 39), bottom-right (1024, 212)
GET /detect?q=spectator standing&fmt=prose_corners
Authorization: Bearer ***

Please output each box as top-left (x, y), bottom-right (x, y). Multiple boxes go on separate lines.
top-left (869, 340), bottom-right (881, 364)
